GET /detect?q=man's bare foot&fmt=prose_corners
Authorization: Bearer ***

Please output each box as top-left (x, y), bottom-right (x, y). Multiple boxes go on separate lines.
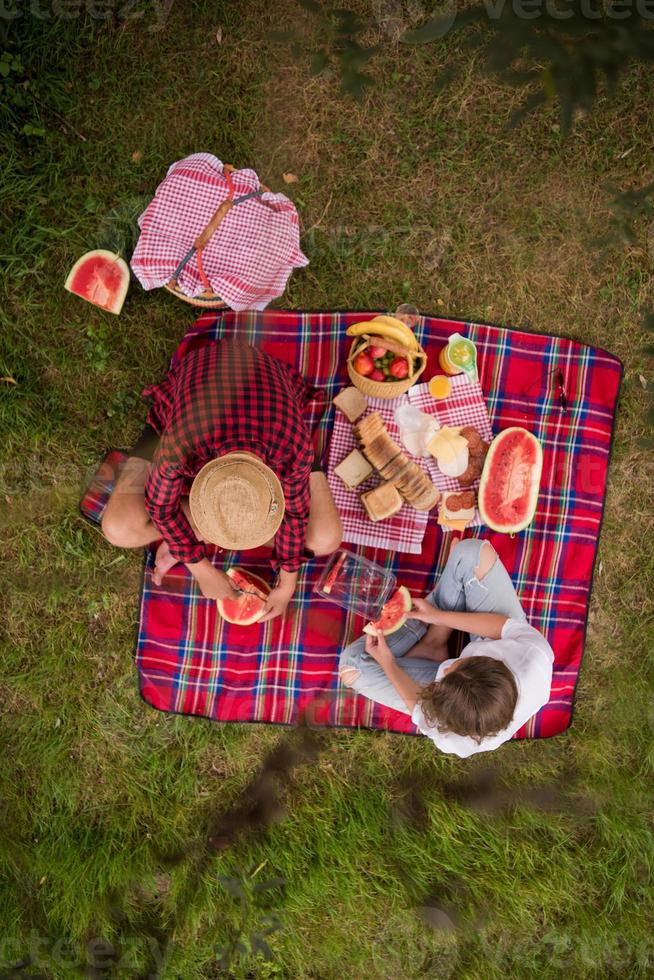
top-left (153, 539), bottom-right (178, 586)
top-left (404, 640), bottom-right (450, 663)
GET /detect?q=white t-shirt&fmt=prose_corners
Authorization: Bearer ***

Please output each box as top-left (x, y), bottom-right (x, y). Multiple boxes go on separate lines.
top-left (411, 619), bottom-right (554, 758)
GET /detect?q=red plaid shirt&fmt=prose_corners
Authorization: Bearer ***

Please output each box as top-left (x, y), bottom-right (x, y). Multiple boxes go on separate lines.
top-left (142, 340), bottom-right (317, 571)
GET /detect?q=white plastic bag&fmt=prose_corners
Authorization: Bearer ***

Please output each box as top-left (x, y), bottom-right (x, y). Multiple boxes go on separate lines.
top-left (394, 404), bottom-right (440, 457)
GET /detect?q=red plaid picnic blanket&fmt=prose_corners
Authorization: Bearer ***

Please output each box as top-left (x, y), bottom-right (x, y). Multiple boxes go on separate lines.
top-left (81, 310), bottom-right (622, 741)
top-left (130, 154), bottom-right (308, 310)
top-left (327, 374), bottom-right (493, 553)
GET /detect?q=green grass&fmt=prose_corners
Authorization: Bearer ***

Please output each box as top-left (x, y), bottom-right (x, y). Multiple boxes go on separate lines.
top-left (1, 1), bottom-right (653, 977)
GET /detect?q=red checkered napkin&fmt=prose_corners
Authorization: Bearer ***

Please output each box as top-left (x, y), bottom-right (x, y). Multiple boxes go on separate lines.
top-left (130, 153), bottom-right (308, 311)
top-left (327, 375), bottom-right (493, 554)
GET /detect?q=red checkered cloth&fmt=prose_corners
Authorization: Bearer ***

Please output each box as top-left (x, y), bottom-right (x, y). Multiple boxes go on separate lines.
top-left (327, 374), bottom-right (493, 554)
top-left (130, 154), bottom-right (308, 310)
top-left (80, 310), bottom-right (622, 741)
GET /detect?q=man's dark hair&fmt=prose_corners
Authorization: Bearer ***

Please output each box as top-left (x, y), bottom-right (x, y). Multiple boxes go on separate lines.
top-left (419, 656), bottom-right (518, 742)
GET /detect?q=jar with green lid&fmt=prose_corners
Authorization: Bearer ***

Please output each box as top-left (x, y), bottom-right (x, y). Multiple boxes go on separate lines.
top-left (438, 332), bottom-right (478, 382)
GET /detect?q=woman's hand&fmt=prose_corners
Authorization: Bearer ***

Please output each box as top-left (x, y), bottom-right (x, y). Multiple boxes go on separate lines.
top-left (364, 629), bottom-right (394, 668)
top-left (409, 596), bottom-right (443, 625)
top-left (365, 628), bottom-right (423, 712)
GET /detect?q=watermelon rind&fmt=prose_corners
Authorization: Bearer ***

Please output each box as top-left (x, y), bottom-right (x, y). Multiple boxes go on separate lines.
top-left (218, 567), bottom-right (270, 625)
top-left (64, 249), bottom-right (130, 315)
top-left (478, 427), bottom-right (543, 534)
top-left (363, 585), bottom-right (413, 636)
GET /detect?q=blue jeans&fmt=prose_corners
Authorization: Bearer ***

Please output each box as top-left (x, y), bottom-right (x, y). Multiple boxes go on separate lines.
top-left (338, 539), bottom-right (527, 716)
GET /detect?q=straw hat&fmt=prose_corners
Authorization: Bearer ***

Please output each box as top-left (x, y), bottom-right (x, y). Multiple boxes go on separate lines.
top-left (189, 452), bottom-right (285, 551)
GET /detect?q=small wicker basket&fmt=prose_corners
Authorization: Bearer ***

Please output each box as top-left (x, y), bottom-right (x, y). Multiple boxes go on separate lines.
top-left (346, 334), bottom-right (427, 399)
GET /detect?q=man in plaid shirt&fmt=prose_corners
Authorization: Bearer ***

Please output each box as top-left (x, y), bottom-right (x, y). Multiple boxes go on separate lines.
top-left (102, 338), bottom-right (343, 621)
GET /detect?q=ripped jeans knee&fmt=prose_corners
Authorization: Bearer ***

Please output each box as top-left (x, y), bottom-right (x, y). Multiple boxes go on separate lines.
top-left (475, 541), bottom-right (497, 577)
top-left (461, 541), bottom-right (497, 593)
top-left (339, 665), bottom-right (361, 688)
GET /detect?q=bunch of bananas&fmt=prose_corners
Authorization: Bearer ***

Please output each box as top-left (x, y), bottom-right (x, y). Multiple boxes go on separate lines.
top-left (346, 315), bottom-right (420, 353)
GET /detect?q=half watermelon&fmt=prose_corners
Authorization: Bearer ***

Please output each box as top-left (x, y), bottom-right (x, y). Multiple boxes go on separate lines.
top-left (64, 249), bottom-right (130, 314)
top-left (478, 427), bottom-right (542, 533)
top-left (217, 567), bottom-right (271, 626)
top-left (363, 585), bottom-right (413, 636)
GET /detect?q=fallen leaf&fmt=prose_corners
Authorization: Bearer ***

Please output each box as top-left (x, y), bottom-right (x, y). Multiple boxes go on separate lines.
top-left (282, 172), bottom-right (299, 184)
top-left (131, 150), bottom-right (143, 163)
top-left (215, 26), bottom-right (223, 44)
top-left (154, 871), bottom-right (171, 898)
top-left (639, 374), bottom-right (647, 389)
top-left (418, 904), bottom-right (459, 932)
top-left (39, 875), bottom-right (47, 886)
top-left (436, 299), bottom-right (444, 306)
top-left (0, 376), bottom-right (17, 384)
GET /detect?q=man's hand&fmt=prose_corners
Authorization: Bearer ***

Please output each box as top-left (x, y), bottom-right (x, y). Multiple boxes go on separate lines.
top-left (409, 596), bottom-right (442, 625)
top-left (364, 629), bottom-right (394, 667)
top-left (259, 584), bottom-right (293, 623)
top-left (259, 569), bottom-right (297, 623)
top-left (188, 559), bottom-right (240, 601)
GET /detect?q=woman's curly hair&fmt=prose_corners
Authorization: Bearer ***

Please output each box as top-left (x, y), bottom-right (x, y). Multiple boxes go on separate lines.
top-left (419, 656), bottom-right (518, 742)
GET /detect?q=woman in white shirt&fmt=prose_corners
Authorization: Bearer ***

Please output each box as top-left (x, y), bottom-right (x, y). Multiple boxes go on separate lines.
top-left (338, 538), bottom-right (554, 757)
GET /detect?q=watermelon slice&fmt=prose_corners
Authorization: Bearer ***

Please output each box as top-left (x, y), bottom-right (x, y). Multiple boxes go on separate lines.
top-left (64, 249), bottom-right (130, 314)
top-left (322, 551), bottom-right (347, 595)
top-left (217, 567), bottom-right (271, 626)
top-left (363, 585), bottom-right (413, 636)
top-left (478, 427), bottom-right (542, 533)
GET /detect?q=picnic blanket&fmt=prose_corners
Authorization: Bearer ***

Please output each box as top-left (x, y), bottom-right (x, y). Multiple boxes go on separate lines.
top-left (327, 374), bottom-right (493, 554)
top-left (81, 310), bottom-right (622, 740)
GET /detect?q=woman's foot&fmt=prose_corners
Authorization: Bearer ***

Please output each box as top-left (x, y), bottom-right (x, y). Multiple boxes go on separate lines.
top-left (404, 640), bottom-right (450, 663)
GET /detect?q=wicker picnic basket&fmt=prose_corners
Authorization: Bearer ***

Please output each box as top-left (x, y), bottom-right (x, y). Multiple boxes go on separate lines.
top-left (164, 279), bottom-right (227, 310)
top-left (346, 334), bottom-right (427, 399)
top-left (164, 282), bottom-right (228, 308)
top-left (164, 164), bottom-right (270, 308)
